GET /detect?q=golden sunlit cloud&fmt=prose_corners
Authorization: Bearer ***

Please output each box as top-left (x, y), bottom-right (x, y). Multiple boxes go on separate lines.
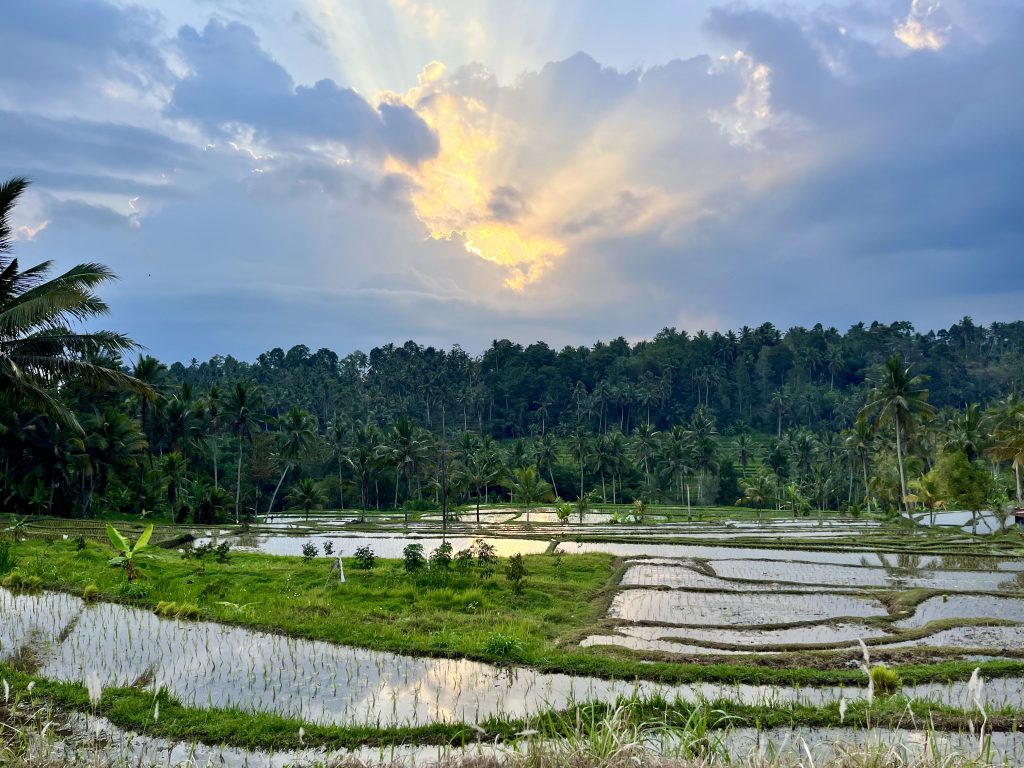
top-left (383, 62), bottom-right (566, 291)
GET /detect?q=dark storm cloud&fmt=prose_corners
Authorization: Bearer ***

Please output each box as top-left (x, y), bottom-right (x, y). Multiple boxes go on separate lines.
top-left (167, 20), bottom-right (439, 163)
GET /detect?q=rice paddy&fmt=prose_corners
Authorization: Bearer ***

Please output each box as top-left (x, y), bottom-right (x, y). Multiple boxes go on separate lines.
top-left (4, 505), bottom-right (1024, 764)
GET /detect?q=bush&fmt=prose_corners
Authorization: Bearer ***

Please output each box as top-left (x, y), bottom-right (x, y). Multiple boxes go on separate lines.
top-left (403, 543), bottom-right (426, 573)
top-left (454, 548), bottom-right (474, 574)
top-left (301, 542), bottom-right (319, 562)
top-left (870, 664), bottom-right (902, 696)
top-left (82, 583), bottom-right (100, 602)
top-left (185, 541), bottom-right (216, 560)
top-left (214, 542), bottom-right (232, 563)
top-left (353, 545), bottom-right (376, 570)
top-left (506, 553), bottom-right (527, 594)
top-left (323, 541), bottom-right (335, 556)
top-left (483, 632), bottom-right (524, 658)
top-left (551, 550), bottom-right (567, 581)
top-left (475, 539), bottom-right (497, 577)
top-left (429, 542), bottom-right (453, 570)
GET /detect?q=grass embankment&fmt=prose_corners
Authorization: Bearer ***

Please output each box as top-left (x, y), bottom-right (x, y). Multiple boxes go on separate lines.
top-left (5, 538), bottom-right (1024, 688)
top-left (2, 664), bottom-right (1021, 752)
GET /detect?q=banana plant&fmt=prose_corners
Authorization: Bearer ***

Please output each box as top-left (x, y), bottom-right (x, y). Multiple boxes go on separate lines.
top-left (106, 523), bottom-right (153, 581)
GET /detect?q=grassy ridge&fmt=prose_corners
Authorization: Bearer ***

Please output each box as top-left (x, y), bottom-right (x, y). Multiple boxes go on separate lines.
top-left (2, 663), bottom-right (1021, 752)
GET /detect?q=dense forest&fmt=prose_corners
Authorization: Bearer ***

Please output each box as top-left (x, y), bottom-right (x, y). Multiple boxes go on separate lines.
top-left (3, 174), bottom-right (1024, 522)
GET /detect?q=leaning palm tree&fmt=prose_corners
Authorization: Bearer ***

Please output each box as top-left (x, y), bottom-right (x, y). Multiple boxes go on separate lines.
top-left (0, 177), bottom-right (146, 427)
top-left (265, 406), bottom-right (317, 515)
top-left (857, 355), bottom-right (935, 509)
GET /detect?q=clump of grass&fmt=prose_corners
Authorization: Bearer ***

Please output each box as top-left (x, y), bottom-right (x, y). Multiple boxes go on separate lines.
top-left (1, 571), bottom-right (42, 592)
top-left (81, 583), bottom-right (100, 602)
top-left (869, 664), bottom-right (903, 697)
top-left (154, 601), bottom-right (200, 620)
top-left (0, 538), bottom-right (15, 574)
top-left (483, 632), bottom-right (524, 658)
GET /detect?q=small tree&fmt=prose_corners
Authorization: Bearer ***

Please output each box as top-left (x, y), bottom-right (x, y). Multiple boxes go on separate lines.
top-left (454, 548), bottom-right (474, 574)
top-left (475, 539), bottom-right (497, 578)
top-left (506, 553), bottom-right (527, 594)
top-left (933, 450), bottom-right (993, 531)
top-left (632, 498), bottom-right (648, 524)
top-left (301, 541), bottom-right (319, 562)
top-left (106, 524), bottom-right (153, 582)
top-left (403, 543), bottom-right (426, 573)
top-left (353, 545), bottom-right (376, 570)
top-left (429, 542), bottom-right (453, 571)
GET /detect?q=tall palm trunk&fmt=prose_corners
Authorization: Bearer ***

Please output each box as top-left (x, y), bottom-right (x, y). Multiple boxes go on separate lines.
top-left (267, 463), bottom-right (291, 515)
top-left (895, 418), bottom-right (907, 510)
top-left (235, 428), bottom-right (244, 524)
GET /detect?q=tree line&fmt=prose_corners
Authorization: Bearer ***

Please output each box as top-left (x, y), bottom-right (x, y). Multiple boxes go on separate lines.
top-left (2, 175), bottom-right (1022, 523)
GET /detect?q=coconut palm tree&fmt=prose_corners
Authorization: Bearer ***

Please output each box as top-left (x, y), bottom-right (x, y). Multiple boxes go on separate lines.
top-left (265, 406), bottom-right (317, 515)
top-left (734, 433), bottom-right (755, 473)
top-left (507, 465), bottom-right (553, 524)
top-left (0, 177), bottom-right (146, 428)
top-left (534, 432), bottom-right (560, 497)
top-left (858, 355), bottom-right (935, 509)
top-left (631, 422), bottom-right (659, 491)
top-left (225, 381), bottom-right (262, 521)
top-left (739, 471), bottom-right (776, 523)
top-left (989, 397), bottom-right (1024, 503)
top-left (287, 477), bottom-right (327, 521)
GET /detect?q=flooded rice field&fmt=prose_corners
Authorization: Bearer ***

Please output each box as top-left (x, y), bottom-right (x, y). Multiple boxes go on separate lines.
top-left (22, 713), bottom-right (1024, 768)
top-left (4, 586), bottom-right (1023, 730)
top-left (609, 589), bottom-right (886, 625)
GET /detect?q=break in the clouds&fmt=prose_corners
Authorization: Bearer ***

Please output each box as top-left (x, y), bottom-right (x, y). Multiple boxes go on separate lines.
top-left (1, 0), bottom-right (1021, 361)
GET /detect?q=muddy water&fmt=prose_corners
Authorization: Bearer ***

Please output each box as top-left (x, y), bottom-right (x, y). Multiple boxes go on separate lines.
top-left (894, 595), bottom-right (1024, 628)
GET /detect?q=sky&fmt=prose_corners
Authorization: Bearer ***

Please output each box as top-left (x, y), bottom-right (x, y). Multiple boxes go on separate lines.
top-left (2, 0), bottom-right (1021, 363)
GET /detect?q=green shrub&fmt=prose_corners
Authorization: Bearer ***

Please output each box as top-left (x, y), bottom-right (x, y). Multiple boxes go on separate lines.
top-left (82, 583), bottom-right (100, 602)
top-left (454, 548), bottom-right (474, 574)
top-left (353, 545), bottom-right (376, 570)
top-left (506, 553), bottom-right (527, 593)
top-left (475, 539), bottom-right (497, 577)
top-left (429, 542), bottom-right (453, 570)
top-left (870, 664), bottom-right (903, 696)
top-left (403, 543), bottom-right (426, 573)
top-left (214, 542), bottom-right (232, 563)
top-left (483, 632), bottom-right (524, 658)
top-left (403, 499), bottom-right (438, 512)
top-left (301, 542), bottom-right (319, 562)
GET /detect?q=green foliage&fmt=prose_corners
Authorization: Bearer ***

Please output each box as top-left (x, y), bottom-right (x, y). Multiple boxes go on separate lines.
top-left (429, 542), bottom-right (452, 570)
top-left (301, 542), bottom-right (319, 562)
top-left (353, 545), bottom-right (376, 570)
top-left (0, 538), bottom-right (15, 574)
top-left (82, 583), bottom-right (100, 602)
top-left (454, 547), bottom-right (474, 574)
top-left (1, 570), bottom-right (42, 591)
top-left (932, 450), bottom-right (993, 513)
top-left (403, 499), bottom-right (437, 512)
top-left (106, 523), bottom-right (153, 581)
top-left (482, 632), bottom-right (524, 658)
top-left (869, 664), bottom-right (903, 696)
top-left (154, 601), bottom-right (200, 620)
top-left (475, 539), bottom-right (497, 577)
top-left (506, 552), bottom-right (527, 593)
top-left (323, 541), bottom-right (335, 556)
top-left (402, 543), bottom-right (425, 573)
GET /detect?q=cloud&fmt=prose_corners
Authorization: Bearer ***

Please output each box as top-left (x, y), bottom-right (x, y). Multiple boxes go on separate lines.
top-left (167, 20), bottom-right (439, 163)
top-left (895, 0), bottom-right (951, 51)
top-left (0, 0), bottom-right (169, 106)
